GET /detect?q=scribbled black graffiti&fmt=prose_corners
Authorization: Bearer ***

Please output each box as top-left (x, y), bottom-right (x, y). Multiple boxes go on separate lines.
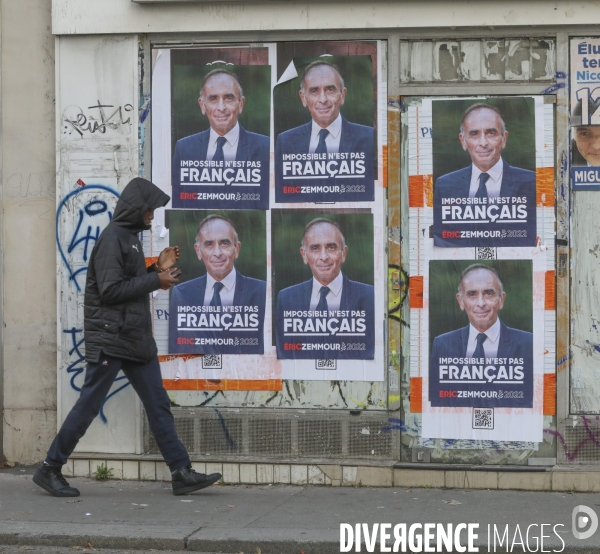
top-left (388, 264), bottom-right (409, 327)
top-left (63, 101), bottom-right (133, 137)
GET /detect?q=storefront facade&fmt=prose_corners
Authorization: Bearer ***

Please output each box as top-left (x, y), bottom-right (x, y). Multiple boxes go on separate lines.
top-left (6, 2), bottom-right (600, 480)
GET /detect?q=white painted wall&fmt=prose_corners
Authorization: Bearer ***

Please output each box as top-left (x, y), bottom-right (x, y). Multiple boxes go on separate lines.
top-left (56, 35), bottom-right (142, 455)
top-left (52, 1), bottom-right (599, 36)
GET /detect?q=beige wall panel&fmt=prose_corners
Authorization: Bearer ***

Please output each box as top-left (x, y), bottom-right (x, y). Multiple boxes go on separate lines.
top-left (2, 0), bottom-right (56, 463)
top-left (53, 1), bottom-right (600, 36)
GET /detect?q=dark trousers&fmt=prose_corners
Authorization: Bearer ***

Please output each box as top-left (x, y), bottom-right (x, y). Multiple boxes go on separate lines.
top-left (46, 355), bottom-right (190, 472)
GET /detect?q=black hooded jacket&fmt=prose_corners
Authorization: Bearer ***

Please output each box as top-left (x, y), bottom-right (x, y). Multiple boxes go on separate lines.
top-left (84, 178), bottom-right (170, 363)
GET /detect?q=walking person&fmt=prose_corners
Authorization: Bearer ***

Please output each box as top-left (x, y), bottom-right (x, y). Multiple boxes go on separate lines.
top-left (34, 177), bottom-right (221, 497)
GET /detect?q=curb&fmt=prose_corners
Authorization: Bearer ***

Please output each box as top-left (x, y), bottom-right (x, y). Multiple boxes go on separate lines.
top-left (2, 528), bottom-right (598, 554)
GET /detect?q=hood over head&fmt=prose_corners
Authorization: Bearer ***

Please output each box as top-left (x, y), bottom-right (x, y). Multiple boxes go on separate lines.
top-left (111, 178), bottom-right (170, 232)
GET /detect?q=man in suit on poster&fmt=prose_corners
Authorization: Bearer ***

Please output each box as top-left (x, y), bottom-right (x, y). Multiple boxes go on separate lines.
top-left (434, 103), bottom-right (536, 201)
top-left (275, 218), bottom-right (374, 359)
top-left (171, 69), bottom-right (269, 186)
top-left (169, 215), bottom-right (266, 354)
top-left (433, 103), bottom-right (537, 247)
top-left (275, 61), bottom-right (374, 159)
top-left (429, 264), bottom-right (533, 407)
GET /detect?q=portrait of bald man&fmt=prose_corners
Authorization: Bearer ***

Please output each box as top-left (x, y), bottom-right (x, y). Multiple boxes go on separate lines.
top-left (274, 60), bottom-right (374, 201)
top-left (171, 68), bottom-right (270, 207)
top-left (435, 103), bottom-right (536, 200)
top-left (169, 215), bottom-right (266, 354)
top-left (275, 218), bottom-right (374, 359)
top-left (433, 102), bottom-right (537, 247)
top-left (429, 264), bottom-right (533, 407)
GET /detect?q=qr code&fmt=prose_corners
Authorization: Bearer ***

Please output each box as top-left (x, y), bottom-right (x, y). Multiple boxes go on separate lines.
top-left (202, 354), bottom-right (222, 369)
top-left (316, 359), bottom-right (336, 370)
top-left (476, 247), bottom-right (497, 260)
top-left (473, 407), bottom-right (494, 429)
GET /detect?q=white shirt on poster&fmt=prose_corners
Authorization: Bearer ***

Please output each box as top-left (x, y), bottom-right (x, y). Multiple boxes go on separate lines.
top-left (465, 318), bottom-right (501, 359)
top-left (468, 157), bottom-right (503, 198)
top-left (308, 271), bottom-right (344, 312)
top-left (203, 267), bottom-right (237, 307)
top-left (308, 114), bottom-right (343, 154)
top-left (206, 123), bottom-right (240, 162)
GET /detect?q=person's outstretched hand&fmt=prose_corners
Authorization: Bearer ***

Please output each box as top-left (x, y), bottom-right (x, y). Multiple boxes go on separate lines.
top-left (157, 246), bottom-right (180, 271)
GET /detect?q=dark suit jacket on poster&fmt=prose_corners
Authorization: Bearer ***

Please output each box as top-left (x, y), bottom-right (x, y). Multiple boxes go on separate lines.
top-left (276, 117), bottom-right (374, 158)
top-left (172, 125), bottom-right (269, 167)
top-left (275, 274), bottom-right (375, 360)
top-left (275, 117), bottom-right (375, 202)
top-left (168, 272), bottom-right (266, 355)
top-left (171, 125), bottom-right (270, 208)
top-left (429, 320), bottom-right (533, 408)
top-left (433, 161), bottom-right (537, 247)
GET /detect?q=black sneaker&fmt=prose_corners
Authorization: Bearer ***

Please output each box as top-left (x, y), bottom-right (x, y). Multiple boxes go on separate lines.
top-left (171, 465), bottom-right (221, 496)
top-left (33, 463), bottom-right (80, 497)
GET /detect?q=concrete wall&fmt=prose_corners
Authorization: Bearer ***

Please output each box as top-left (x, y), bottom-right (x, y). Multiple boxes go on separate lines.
top-left (51, 1), bottom-right (600, 36)
top-left (0, 0), bottom-right (583, 464)
top-left (2, 0), bottom-right (57, 464)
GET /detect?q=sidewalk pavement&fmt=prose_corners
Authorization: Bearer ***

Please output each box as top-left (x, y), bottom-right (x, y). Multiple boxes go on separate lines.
top-left (1, 466), bottom-right (600, 553)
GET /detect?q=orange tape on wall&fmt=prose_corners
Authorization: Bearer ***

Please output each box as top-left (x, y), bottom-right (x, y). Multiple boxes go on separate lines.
top-left (408, 175), bottom-right (424, 207)
top-left (536, 167), bottom-right (554, 206)
top-left (409, 276), bottom-right (424, 309)
top-left (410, 377), bottom-right (423, 413)
top-left (545, 270), bottom-right (556, 311)
top-left (543, 373), bottom-right (556, 415)
top-left (158, 354), bottom-right (201, 363)
top-left (383, 145), bottom-right (388, 188)
top-left (163, 379), bottom-right (282, 391)
top-left (424, 174), bottom-right (434, 208)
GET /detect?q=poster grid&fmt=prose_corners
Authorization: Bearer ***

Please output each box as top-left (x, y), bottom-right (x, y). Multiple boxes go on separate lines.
top-left (408, 96), bottom-right (555, 444)
top-left (150, 41), bottom-right (386, 384)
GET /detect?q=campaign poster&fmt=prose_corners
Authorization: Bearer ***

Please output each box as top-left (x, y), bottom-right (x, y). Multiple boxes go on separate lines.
top-left (432, 97), bottom-right (537, 247)
top-left (570, 38), bottom-right (600, 190)
top-left (166, 210), bottom-right (267, 355)
top-left (272, 210), bottom-right (374, 360)
top-left (428, 260), bottom-right (533, 408)
top-left (169, 49), bottom-right (271, 209)
top-left (273, 45), bottom-right (376, 203)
